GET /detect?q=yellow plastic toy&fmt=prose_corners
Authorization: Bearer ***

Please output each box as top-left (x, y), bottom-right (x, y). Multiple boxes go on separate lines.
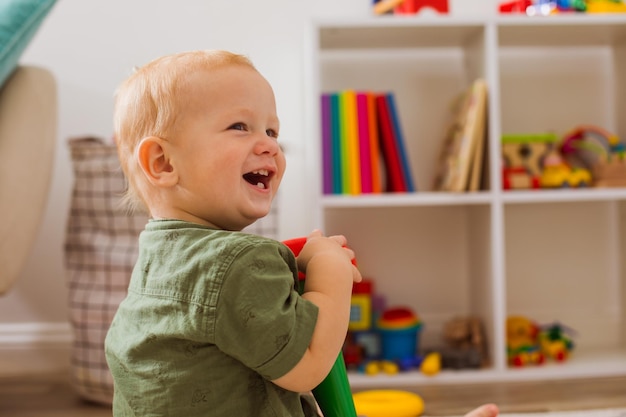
top-left (353, 390), bottom-right (424, 417)
top-left (540, 152), bottom-right (592, 188)
top-left (586, 0), bottom-right (626, 13)
top-left (420, 352), bottom-right (442, 376)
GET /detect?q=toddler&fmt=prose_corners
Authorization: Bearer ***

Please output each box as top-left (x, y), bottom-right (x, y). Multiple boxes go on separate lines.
top-left (105, 49), bottom-right (498, 417)
top-left (105, 49), bottom-right (360, 416)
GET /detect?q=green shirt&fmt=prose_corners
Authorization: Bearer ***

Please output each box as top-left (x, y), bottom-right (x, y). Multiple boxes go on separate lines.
top-left (105, 220), bottom-right (320, 416)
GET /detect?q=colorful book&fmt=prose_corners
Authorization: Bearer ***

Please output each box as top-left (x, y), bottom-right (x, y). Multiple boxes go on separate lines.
top-left (367, 92), bottom-right (383, 193)
top-left (321, 94), bottom-right (333, 195)
top-left (385, 92), bottom-right (416, 192)
top-left (330, 93), bottom-right (342, 194)
top-left (322, 89), bottom-right (413, 194)
top-left (376, 94), bottom-right (407, 192)
top-left (356, 92), bottom-right (373, 193)
top-left (342, 90), bottom-right (361, 195)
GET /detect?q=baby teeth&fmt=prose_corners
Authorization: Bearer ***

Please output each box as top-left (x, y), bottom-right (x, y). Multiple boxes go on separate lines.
top-left (252, 169), bottom-right (269, 176)
top-left (257, 182), bottom-right (266, 189)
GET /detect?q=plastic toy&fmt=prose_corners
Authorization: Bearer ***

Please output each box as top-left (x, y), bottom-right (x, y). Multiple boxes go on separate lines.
top-left (499, 0), bottom-right (533, 13)
top-left (500, 0), bottom-right (626, 13)
top-left (350, 280), bottom-right (373, 332)
top-left (539, 151), bottom-right (592, 188)
top-left (352, 390), bottom-right (425, 417)
top-left (555, 0), bottom-right (588, 11)
top-left (420, 351), bottom-right (442, 376)
top-left (538, 322), bottom-right (576, 361)
top-left (373, 0), bottom-right (449, 15)
top-left (378, 307), bottom-right (423, 362)
top-left (502, 166), bottom-right (541, 190)
top-left (560, 125), bottom-right (626, 187)
top-left (363, 359), bottom-right (400, 375)
top-left (506, 316), bottom-right (577, 366)
top-left (282, 237), bottom-right (357, 417)
top-left (506, 316), bottom-right (545, 366)
top-left (560, 125), bottom-right (621, 168)
top-left (586, 0), bottom-right (626, 12)
top-left (501, 133), bottom-right (558, 190)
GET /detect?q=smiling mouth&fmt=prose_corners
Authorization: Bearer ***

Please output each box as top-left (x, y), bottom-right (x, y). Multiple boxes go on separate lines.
top-left (243, 169), bottom-right (271, 189)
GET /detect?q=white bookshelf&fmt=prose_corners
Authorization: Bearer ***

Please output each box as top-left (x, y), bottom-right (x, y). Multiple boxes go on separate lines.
top-left (304, 13), bottom-right (626, 387)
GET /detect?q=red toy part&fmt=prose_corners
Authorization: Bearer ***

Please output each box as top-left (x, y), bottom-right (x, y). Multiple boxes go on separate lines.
top-left (396, 0), bottom-right (449, 14)
top-left (283, 237), bottom-right (307, 280)
top-left (282, 237), bottom-right (307, 256)
top-left (499, 0), bottom-right (532, 13)
top-left (282, 237), bottom-right (357, 281)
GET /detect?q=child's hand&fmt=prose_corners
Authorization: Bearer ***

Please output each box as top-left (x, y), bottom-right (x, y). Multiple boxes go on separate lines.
top-left (273, 230), bottom-right (361, 391)
top-left (297, 229), bottom-right (361, 283)
top-left (464, 404), bottom-right (499, 417)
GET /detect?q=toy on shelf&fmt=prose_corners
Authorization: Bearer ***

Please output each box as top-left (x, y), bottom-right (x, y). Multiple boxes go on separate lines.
top-left (586, 0), bottom-right (626, 13)
top-left (344, 279), bottom-right (385, 369)
top-left (555, 0), bottom-right (589, 11)
top-left (373, 0), bottom-right (449, 15)
top-left (378, 307), bottom-right (423, 361)
top-left (349, 280), bottom-right (374, 332)
top-left (506, 316), bottom-right (577, 366)
top-left (439, 316), bottom-right (488, 369)
top-left (501, 133), bottom-right (558, 190)
top-left (506, 316), bottom-right (545, 366)
top-left (539, 150), bottom-right (592, 188)
top-left (499, 0), bottom-right (626, 14)
top-left (420, 351), bottom-right (442, 375)
top-left (560, 125), bottom-right (626, 187)
top-left (538, 322), bottom-right (576, 361)
top-left (345, 302), bottom-right (437, 376)
top-left (500, 0), bottom-right (534, 13)
top-left (500, 126), bottom-right (626, 189)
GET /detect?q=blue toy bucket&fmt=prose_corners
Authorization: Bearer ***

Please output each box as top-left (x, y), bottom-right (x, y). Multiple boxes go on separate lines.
top-left (378, 323), bottom-right (422, 361)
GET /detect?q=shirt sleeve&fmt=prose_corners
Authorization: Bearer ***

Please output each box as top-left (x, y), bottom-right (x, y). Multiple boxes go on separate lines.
top-left (214, 240), bottom-right (319, 380)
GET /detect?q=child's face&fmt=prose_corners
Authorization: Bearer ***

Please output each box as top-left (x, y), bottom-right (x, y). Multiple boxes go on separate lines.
top-left (167, 64), bottom-right (285, 230)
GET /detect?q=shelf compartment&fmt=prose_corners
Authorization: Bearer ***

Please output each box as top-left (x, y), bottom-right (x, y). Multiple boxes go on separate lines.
top-left (323, 205), bottom-right (494, 357)
top-left (319, 24), bottom-right (489, 193)
top-left (504, 201), bottom-right (626, 358)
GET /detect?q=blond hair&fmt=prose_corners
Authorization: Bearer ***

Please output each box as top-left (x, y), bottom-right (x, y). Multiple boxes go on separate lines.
top-left (113, 50), bottom-right (256, 212)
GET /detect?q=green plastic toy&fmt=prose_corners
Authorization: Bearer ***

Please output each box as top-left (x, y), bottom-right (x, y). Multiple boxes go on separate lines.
top-left (283, 237), bottom-right (358, 417)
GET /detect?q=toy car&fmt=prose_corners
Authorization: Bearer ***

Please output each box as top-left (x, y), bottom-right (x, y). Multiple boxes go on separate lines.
top-left (540, 163), bottom-right (592, 188)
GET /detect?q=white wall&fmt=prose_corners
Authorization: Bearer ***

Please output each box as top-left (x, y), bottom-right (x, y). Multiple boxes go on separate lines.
top-left (0, 0), bottom-right (494, 345)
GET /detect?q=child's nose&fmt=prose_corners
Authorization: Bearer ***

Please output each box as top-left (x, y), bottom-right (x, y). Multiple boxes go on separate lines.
top-left (255, 134), bottom-right (280, 155)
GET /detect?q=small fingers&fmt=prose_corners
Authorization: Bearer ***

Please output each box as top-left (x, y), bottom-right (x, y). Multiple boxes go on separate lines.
top-left (464, 404), bottom-right (499, 417)
top-left (328, 234), bottom-right (347, 247)
top-left (307, 229), bottom-right (323, 239)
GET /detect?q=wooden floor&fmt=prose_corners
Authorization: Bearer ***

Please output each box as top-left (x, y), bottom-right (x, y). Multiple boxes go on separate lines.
top-left (2, 371), bottom-right (626, 416)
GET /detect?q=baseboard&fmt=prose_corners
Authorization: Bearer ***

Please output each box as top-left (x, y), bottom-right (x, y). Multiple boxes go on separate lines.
top-left (0, 322), bottom-right (72, 376)
top-left (0, 322), bottom-right (72, 347)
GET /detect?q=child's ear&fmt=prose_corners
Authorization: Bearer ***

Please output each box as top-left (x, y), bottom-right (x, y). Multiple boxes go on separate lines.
top-left (136, 136), bottom-right (178, 187)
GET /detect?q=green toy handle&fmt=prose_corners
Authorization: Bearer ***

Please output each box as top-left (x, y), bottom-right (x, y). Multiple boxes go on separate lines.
top-left (312, 354), bottom-right (357, 417)
top-left (282, 237), bottom-right (358, 417)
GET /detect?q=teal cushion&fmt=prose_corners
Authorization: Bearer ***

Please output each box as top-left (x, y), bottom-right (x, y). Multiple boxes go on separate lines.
top-left (0, 0), bottom-right (56, 87)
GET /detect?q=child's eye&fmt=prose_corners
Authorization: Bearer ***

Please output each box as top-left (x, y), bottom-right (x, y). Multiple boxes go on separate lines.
top-left (229, 123), bottom-right (247, 131)
top-left (266, 129), bottom-right (279, 138)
